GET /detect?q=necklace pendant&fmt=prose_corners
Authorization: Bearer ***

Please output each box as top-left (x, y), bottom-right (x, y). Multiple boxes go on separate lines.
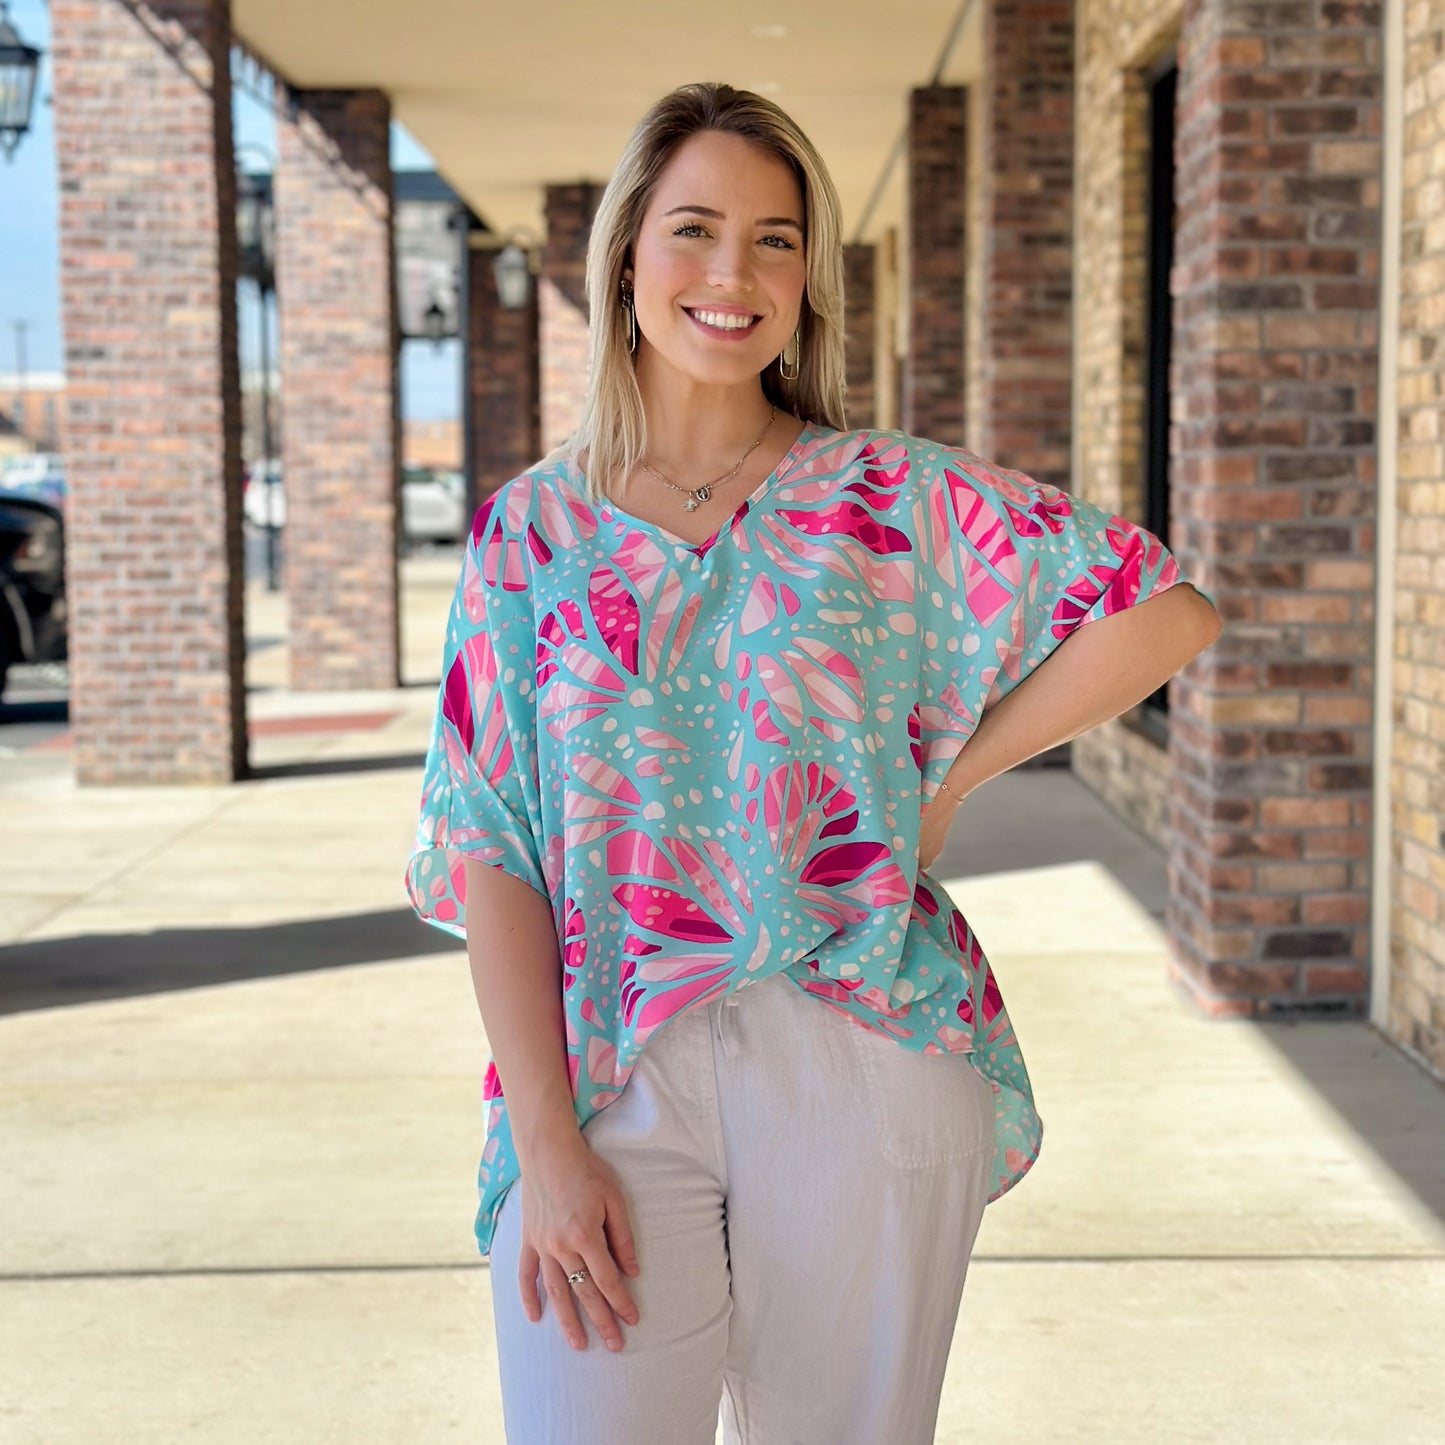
top-left (686, 485), bottom-right (710, 512)
top-left (683, 494), bottom-right (699, 512)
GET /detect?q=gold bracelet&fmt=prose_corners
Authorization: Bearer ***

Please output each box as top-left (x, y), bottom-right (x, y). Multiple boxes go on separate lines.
top-left (936, 777), bottom-right (965, 806)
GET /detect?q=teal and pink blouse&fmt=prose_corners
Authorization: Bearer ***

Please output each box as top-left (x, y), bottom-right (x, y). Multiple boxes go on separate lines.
top-left (405, 423), bottom-right (1206, 1257)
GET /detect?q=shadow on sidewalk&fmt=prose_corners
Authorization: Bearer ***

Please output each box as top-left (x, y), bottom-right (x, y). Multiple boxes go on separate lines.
top-left (1257, 1024), bottom-right (1445, 1233)
top-left (243, 752), bottom-right (427, 781)
top-left (942, 769), bottom-right (1445, 1236)
top-left (0, 907), bottom-right (459, 1015)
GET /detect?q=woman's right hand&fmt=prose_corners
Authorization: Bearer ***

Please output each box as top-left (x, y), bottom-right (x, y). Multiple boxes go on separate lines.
top-left (515, 1127), bottom-right (642, 1353)
top-left (919, 783), bottom-right (963, 874)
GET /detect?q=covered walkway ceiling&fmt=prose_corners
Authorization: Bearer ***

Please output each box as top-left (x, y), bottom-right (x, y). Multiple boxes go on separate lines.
top-left (234, 0), bottom-right (982, 244)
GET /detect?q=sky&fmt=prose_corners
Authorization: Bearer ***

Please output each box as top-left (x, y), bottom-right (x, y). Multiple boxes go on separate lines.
top-left (0, 0), bottom-right (460, 420)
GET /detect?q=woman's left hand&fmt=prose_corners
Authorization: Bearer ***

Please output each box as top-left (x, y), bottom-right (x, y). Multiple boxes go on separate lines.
top-left (919, 786), bottom-right (962, 874)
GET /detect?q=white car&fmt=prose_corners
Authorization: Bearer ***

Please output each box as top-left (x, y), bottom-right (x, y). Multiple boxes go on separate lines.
top-left (0, 452), bottom-right (65, 488)
top-left (402, 467), bottom-right (466, 544)
top-left (0, 453), bottom-right (67, 509)
top-left (240, 465), bottom-right (467, 544)
top-left (242, 463), bottom-right (285, 529)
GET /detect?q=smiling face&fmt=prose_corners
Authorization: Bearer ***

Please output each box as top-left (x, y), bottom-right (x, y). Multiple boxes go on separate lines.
top-left (624, 129), bottom-right (808, 388)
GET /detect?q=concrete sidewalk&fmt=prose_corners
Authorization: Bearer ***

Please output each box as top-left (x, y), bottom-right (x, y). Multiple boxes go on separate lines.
top-left (1, 556), bottom-right (1443, 1443)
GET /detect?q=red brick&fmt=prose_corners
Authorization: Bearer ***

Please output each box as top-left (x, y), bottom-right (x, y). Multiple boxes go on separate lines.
top-left (53, 0), bottom-right (247, 784)
top-left (470, 241), bottom-right (540, 500)
top-left (1302, 964), bottom-right (1370, 995)
top-left (540, 183), bottom-right (602, 452)
top-left (904, 87), bottom-right (967, 447)
top-left (1205, 961), bottom-right (1303, 996)
top-left (843, 244), bottom-right (877, 430)
top-left (276, 88), bottom-right (400, 691)
top-left (967, 1), bottom-right (1075, 486)
top-left (1302, 893), bottom-right (1370, 925)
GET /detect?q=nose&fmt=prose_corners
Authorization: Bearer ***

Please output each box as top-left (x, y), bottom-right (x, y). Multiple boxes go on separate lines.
top-left (704, 234), bottom-right (758, 292)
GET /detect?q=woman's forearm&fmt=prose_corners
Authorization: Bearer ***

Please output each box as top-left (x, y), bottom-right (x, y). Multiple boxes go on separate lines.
top-left (462, 858), bottom-right (579, 1170)
top-left (943, 583), bottom-right (1221, 799)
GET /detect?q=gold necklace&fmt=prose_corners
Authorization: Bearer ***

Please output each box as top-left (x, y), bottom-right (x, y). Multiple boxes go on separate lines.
top-left (638, 405), bottom-right (777, 512)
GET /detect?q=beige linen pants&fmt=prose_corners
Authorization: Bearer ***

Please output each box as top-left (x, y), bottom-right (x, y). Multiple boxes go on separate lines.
top-left (488, 966), bottom-right (995, 1444)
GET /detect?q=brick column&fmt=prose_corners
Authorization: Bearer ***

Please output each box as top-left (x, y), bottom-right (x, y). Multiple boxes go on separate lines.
top-left (875, 227), bottom-right (901, 431)
top-left (1167, 0), bottom-right (1381, 1016)
top-left (469, 240), bottom-right (540, 501)
top-left (1389, 0), bottom-right (1444, 1070)
top-left (904, 86), bottom-right (968, 446)
top-left (842, 243), bottom-right (877, 430)
top-left (51, 0), bottom-right (246, 784)
top-left (975, 0), bottom-right (1075, 485)
top-left (540, 183), bottom-right (602, 453)
top-left (274, 88), bottom-right (400, 692)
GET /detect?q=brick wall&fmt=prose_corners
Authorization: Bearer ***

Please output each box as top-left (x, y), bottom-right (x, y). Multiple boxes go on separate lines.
top-left (904, 86), bottom-right (968, 446)
top-left (274, 88), bottom-right (400, 692)
top-left (842, 243), bottom-right (877, 430)
top-left (973, 0), bottom-right (1076, 483)
top-left (1390, 0), bottom-right (1445, 1071)
top-left (873, 228), bottom-right (901, 431)
top-left (469, 240), bottom-right (540, 500)
top-left (540, 183), bottom-right (602, 453)
top-left (1073, 0), bottom-right (1184, 842)
top-left (965, 83), bottom-right (988, 459)
top-left (51, 0), bottom-right (247, 784)
top-left (1166, 0), bottom-right (1381, 1015)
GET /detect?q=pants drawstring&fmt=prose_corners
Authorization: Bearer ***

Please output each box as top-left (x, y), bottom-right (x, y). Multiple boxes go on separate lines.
top-left (714, 994), bottom-right (739, 1060)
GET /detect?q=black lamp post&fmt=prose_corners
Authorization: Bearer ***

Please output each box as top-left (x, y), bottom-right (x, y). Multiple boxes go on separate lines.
top-left (235, 146), bottom-right (281, 592)
top-left (422, 296), bottom-right (449, 351)
top-left (236, 169), bottom-right (276, 286)
top-left (0, 1), bottom-right (41, 164)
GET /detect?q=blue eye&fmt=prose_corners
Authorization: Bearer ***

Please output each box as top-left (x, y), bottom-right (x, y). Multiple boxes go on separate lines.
top-left (671, 223), bottom-right (797, 251)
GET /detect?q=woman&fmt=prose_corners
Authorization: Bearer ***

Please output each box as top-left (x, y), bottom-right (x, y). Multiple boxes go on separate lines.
top-left (407, 82), bottom-right (1220, 1444)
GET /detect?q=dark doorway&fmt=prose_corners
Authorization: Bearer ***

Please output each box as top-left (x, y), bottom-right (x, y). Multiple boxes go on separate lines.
top-left (1141, 57), bottom-right (1179, 733)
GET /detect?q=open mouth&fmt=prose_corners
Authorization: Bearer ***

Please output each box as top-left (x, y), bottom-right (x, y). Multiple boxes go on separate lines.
top-left (683, 307), bottom-right (762, 336)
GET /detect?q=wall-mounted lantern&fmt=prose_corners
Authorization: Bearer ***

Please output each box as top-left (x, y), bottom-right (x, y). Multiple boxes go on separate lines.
top-left (422, 295), bottom-right (449, 350)
top-left (493, 227), bottom-right (542, 310)
top-left (0, 1), bottom-right (42, 163)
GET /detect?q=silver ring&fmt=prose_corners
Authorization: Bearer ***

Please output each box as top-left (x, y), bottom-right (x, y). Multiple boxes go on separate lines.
top-left (566, 1267), bottom-right (589, 1287)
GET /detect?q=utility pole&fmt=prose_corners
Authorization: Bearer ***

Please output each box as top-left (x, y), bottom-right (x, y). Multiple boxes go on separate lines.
top-left (11, 319), bottom-right (28, 444)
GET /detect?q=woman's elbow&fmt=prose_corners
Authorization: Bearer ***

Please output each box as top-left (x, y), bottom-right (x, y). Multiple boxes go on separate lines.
top-left (1190, 585), bottom-right (1224, 646)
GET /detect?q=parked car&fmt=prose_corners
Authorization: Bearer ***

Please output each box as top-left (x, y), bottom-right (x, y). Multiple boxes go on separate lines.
top-left (0, 493), bottom-right (67, 701)
top-left (402, 466), bottom-right (466, 544)
top-left (242, 460), bottom-right (285, 529)
top-left (0, 453), bottom-right (67, 512)
top-left (239, 464), bottom-right (467, 545)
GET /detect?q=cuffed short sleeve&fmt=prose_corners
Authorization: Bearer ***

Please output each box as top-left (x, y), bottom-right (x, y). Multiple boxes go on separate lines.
top-left (405, 523), bottom-right (548, 939)
top-left (931, 447), bottom-right (1214, 706)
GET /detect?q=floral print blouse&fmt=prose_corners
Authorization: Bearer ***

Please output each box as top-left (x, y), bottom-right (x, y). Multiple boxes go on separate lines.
top-left (405, 423), bottom-right (1205, 1257)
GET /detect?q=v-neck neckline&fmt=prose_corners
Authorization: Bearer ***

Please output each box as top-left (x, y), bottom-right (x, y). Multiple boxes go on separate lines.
top-left (569, 421), bottom-right (820, 558)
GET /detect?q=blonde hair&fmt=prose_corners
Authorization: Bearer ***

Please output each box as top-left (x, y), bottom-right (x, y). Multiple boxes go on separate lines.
top-left (550, 82), bottom-right (850, 504)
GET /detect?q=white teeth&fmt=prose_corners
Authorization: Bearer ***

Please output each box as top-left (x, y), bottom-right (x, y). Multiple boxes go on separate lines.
top-left (689, 309), bottom-right (757, 331)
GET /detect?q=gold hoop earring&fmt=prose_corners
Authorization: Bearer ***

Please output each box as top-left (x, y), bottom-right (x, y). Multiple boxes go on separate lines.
top-left (779, 328), bottom-right (800, 381)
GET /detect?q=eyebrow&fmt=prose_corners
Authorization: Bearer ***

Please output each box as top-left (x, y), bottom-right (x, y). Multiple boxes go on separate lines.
top-left (663, 204), bottom-right (803, 232)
